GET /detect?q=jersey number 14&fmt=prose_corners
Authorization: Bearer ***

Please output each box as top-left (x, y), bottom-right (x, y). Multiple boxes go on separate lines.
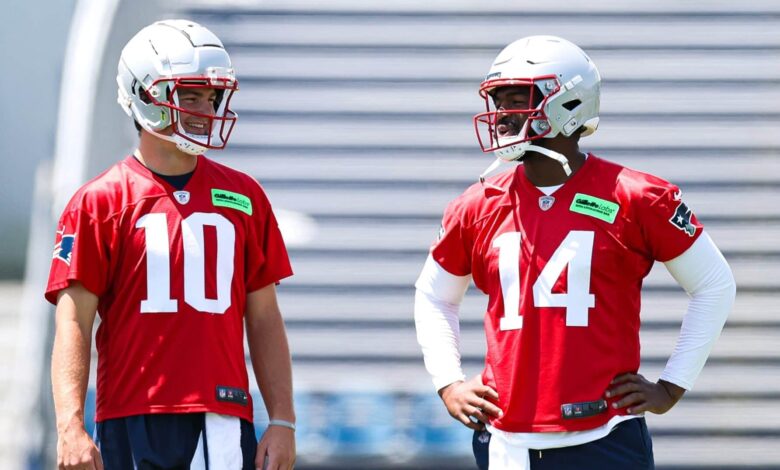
top-left (493, 230), bottom-right (595, 330)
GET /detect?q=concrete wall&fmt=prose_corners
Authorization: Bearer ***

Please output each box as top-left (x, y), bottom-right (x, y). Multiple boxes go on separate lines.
top-left (0, 0), bottom-right (186, 278)
top-left (0, 1), bottom-right (76, 278)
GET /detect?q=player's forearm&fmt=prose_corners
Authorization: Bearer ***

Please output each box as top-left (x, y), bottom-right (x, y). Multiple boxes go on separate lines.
top-left (658, 379), bottom-right (686, 404)
top-left (247, 309), bottom-right (295, 423)
top-left (51, 284), bottom-right (98, 434)
top-left (51, 317), bottom-right (92, 433)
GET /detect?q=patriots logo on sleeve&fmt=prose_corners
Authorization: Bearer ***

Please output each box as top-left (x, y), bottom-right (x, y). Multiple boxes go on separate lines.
top-left (53, 230), bottom-right (76, 265)
top-left (669, 201), bottom-right (697, 237)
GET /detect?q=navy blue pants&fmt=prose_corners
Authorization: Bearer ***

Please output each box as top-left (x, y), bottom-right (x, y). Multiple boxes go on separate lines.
top-left (473, 418), bottom-right (655, 470)
top-left (94, 413), bottom-right (257, 469)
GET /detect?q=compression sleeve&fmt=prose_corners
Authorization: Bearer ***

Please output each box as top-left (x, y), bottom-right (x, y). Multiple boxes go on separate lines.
top-left (415, 254), bottom-right (472, 391)
top-left (660, 231), bottom-right (736, 390)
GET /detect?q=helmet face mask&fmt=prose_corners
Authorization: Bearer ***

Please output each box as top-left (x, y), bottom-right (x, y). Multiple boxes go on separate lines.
top-left (473, 36), bottom-right (601, 162)
top-left (149, 75), bottom-right (238, 153)
top-left (474, 76), bottom-right (559, 157)
top-left (117, 20), bottom-right (239, 155)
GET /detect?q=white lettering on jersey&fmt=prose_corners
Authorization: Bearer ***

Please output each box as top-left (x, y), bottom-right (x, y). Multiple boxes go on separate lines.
top-left (533, 231), bottom-right (595, 326)
top-left (182, 213), bottom-right (235, 314)
top-left (495, 230), bottom-right (595, 330)
top-left (137, 212), bottom-right (235, 314)
top-left (493, 232), bottom-right (523, 330)
top-left (136, 214), bottom-right (178, 312)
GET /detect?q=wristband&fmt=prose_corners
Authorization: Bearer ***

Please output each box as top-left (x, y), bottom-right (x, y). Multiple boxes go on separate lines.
top-left (268, 419), bottom-right (296, 431)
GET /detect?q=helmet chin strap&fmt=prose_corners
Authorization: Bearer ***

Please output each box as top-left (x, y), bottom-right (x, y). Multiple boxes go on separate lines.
top-left (524, 144), bottom-right (572, 176)
top-left (479, 142), bottom-right (572, 188)
top-left (478, 157), bottom-right (506, 188)
top-left (173, 134), bottom-right (208, 155)
top-left (145, 126), bottom-right (208, 156)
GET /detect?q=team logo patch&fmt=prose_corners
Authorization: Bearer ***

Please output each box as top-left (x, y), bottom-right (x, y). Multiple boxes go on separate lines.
top-left (538, 195), bottom-right (555, 211)
top-left (52, 230), bottom-right (76, 265)
top-left (173, 190), bottom-right (190, 205)
top-left (669, 201), bottom-right (697, 237)
top-left (211, 189), bottom-right (252, 215)
top-left (569, 193), bottom-right (620, 224)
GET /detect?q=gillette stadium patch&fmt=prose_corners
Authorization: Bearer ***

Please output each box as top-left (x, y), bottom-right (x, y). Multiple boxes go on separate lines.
top-left (569, 194), bottom-right (619, 224)
top-left (211, 189), bottom-right (252, 215)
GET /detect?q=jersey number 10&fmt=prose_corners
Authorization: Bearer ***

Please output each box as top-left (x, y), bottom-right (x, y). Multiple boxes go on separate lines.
top-left (136, 212), bottom-right (235, 314)
top-left (493, 230), bottom-right (595, 330)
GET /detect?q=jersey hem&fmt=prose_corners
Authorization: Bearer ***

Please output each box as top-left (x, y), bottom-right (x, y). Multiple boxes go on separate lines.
top-left (489, 411), bottom-right (627, 433)
top-left (486, 415), bottom-right (641, 449)
top-left (95, 404), bottom-right (252, 423)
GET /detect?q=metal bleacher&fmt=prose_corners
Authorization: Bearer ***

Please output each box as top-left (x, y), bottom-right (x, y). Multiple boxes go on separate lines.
top-left (183, 1), bottom-right (779, 468)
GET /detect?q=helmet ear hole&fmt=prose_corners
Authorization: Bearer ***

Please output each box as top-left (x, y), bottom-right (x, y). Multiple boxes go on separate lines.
top-left (130, 80), bottom-right (152, 104)
top-left (562, 99), bottom-right (581, 111)
top-left (138, 87), bottom-right (153, 105)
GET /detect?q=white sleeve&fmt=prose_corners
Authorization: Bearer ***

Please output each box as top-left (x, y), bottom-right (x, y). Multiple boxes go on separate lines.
top-left (414, 254), bottom-right (472, 391)
top-left (660, 231), bottom-right (736, 390)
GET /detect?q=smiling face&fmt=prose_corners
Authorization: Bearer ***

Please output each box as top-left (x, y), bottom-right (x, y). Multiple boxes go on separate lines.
top-left (175, 87), bottom-right (219, 136)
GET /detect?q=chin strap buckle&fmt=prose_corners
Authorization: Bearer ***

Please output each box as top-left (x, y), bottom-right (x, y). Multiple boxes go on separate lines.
top-left (478, 158), bottom-right (510, 191)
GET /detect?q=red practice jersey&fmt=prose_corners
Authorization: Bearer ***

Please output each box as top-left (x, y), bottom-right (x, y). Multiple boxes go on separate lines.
top-left (46, 155), bottom-right (292, 422)
top-left (431, 154), bottom-right (702, 432)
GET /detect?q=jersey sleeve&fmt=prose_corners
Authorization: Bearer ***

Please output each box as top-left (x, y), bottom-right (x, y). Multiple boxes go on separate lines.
top-left (638, 183), bottom-right (703, 262)
top-left (45, 205), bottom-right (111, 304)
top-left (245, 197), bottom-right (293, 292)
top-left (430, 199), bottom-right (472, 277)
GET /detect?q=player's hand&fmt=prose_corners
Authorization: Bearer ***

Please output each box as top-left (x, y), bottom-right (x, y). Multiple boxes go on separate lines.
top-left (256, 425), bottom-right (296, 470)
top-left (56, 425), bottom-right (103, 470)
top-left (439, 374), bottom-right (503, 431)
top-left (605, 373), bottom-right (686, 415)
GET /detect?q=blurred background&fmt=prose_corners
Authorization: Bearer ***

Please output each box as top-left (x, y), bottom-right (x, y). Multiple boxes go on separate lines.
top-left (1, 0), bottom-right (779, 468)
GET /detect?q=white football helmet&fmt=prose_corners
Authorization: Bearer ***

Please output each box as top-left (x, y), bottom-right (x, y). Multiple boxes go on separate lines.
top-left (117, 20), bottom-right (238, 155)
top-left (474, 36), bottom-right (601, 170)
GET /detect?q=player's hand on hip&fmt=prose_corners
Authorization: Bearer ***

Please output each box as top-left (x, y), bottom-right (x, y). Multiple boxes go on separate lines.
top-left (56, 426), bottom-right (104, 470)
top-left (256, 425), bottom-right (296, 470)
top-left (606, 373), bottom-right (686, 415)
top-left (439, 374), bottom-right (503, 431)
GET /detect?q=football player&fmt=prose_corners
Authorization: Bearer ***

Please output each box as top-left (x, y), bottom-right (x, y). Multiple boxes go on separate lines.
top-left (415, 36), bottom-right (736, 469)
top-left (47, 20), bottom-right (296, 469)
